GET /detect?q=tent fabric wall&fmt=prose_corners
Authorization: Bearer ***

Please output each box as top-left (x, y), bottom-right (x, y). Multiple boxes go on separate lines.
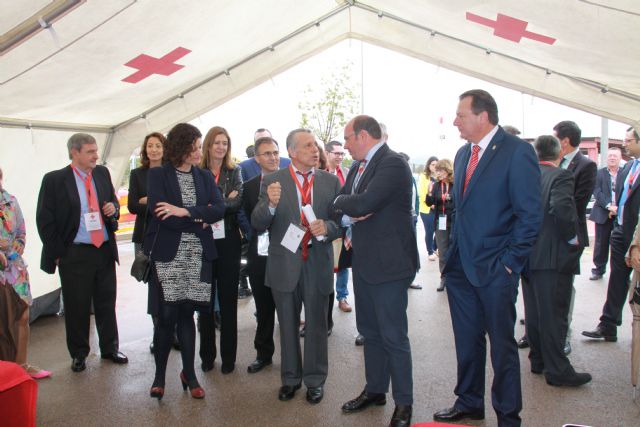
top-left (1, 0), bottom-right (639, 301)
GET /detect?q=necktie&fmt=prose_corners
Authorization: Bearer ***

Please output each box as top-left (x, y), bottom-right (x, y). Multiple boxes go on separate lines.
top-left (78, 171), bottom-right (104, 248)
top-left (297, 171), bottom-right (312, 261)
top-left (617, 159), bottom-right (639, 226)
top-left (463, 144), bottom-right (481, 195)
top-left (352, 160), bottom-right (367, 193)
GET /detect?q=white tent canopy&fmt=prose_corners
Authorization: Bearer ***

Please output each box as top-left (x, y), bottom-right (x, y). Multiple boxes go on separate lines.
top-left (1, 0), bottom-right (639, 299)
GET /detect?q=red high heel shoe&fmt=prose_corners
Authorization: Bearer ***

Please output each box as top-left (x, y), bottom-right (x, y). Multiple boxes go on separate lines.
top-left (150, 381), bottom-right (164, 400)
top-left (180, 371), bottom-right (205, 399)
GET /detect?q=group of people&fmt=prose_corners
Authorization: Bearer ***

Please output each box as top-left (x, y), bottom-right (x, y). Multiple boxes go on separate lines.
top-left (2, 87), bottom-right (639, 427)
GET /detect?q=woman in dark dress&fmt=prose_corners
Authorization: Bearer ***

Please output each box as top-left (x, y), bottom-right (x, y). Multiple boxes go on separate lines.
top-left (425, 159), bottom-right (455, 292)
top-left (198, 126), bottom-right (243, 374)
top-left (145, 123), bottom-right (224, 400)
top-left (128, 132), bottom-right (166, 352)
top-left (419, 156), bottom-right (439, 261)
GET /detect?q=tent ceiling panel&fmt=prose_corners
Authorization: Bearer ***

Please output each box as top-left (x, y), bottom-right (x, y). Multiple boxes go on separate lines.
top-left (1, 0), bottom-right (639, 134)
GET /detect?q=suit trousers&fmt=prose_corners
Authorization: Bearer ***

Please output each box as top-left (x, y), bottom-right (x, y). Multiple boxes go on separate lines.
top-left (522, 270), bottom-right (574, 378)
top-left (592, 219), bottom-right (614, 275)
top-left (58, 243), bottom-right (119, 358)
top-left (560, 246), bottom-right (584, 341)
top-left (199, 228), bottom-right (241, 367)
top-left (271, 262), bottom-right (329, 388)
top-left (434, 228), bottom-right (451, 275)
top-left (445, 250), bottom-right (521, 427)
top-left (600, 226), bottom-right (632, 328)
top-left (352, 269), bottom-right (413, 405)
top-left (248, 255), bottom-right (275, 361)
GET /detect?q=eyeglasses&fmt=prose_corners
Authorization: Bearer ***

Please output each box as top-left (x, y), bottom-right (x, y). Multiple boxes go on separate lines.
top-left (624, 139), bottom-right (638, 144)
top-left (344, 131), bottom-right (359, 142)
top-left (256, 150), bottom-right (279, 158)
top-left (330, 152), bottom-right (345, 157)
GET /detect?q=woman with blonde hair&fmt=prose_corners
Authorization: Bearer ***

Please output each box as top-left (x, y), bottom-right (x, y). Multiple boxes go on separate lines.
top-left (198, 126), bottom-right (244, 374)
top-left (418, 156), bottom-right (439, 261)
top-left (426, 159), bottom-right (455, 291)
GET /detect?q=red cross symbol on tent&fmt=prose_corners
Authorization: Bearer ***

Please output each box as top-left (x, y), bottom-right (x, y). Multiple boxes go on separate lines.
top-left (466, 12), bottom-right (556, 45)
top-left (122, 47), bottom-right (191, 84)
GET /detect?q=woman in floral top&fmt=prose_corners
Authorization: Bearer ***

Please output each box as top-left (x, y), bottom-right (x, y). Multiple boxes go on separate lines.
top-left (0, 167), bottom-right (50, 379)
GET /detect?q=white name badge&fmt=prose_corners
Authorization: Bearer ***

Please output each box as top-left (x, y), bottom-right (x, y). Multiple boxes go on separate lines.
top-left (257, 231), bottom-right (270, 256)
top-left (281, 223), bottom-right (305, 254)
top-left (438, 214), bottom-right (447, 231)
top-left (212, 220), bottom-right (226, 239)
top-left (84, 212), bottom-right (103, 232)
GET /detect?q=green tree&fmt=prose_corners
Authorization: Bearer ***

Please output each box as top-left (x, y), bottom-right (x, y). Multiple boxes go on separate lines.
top-left (299, 62), bottom-right (360, 145)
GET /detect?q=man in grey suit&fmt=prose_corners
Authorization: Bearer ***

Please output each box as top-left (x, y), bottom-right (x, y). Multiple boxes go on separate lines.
top-left (251, 128), bottom-right (341, 404)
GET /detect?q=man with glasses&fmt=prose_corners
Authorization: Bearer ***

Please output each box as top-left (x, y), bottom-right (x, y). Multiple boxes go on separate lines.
top-left (583, 127), bottom-right (640, 342)
top-left (325, 141), bottom-right (352, 313)
top-left (242, 136), bottom-right (281, 374)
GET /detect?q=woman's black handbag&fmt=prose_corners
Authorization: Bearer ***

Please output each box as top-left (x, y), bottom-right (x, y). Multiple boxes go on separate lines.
top-left (130, 251), bottom-right (149, 282)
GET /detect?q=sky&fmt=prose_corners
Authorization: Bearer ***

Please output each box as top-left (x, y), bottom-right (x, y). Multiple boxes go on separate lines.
top-left (191, 39), bottom-right (629, 168)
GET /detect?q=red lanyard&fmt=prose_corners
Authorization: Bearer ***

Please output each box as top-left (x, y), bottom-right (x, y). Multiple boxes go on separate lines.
top-left (71, 164), bottom-right (96, 212)
top-left (288, 165), bottom-right (314, 204)
top-left (440, 181), bottom-right (449, 215)
top-left (539, 161), bottom-right (556, 167)
top-left (629, 165), bottom-right (640, 186)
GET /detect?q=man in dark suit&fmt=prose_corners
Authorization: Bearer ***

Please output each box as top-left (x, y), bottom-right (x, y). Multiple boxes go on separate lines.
top-left (588, 148), bottom-right (622, 280)
top-left (36, 133), bottom-right (127, 372)
top-left (522, 135), bottom-right (591, 387)
top-left (553, 121), bottom-right (597, 355)
top-left (335, 115), bottom-right (418, 427)
top-left (251, 128), bottom-right (341, 404)
top-left (433, 90), bottom-right (542, 427)
top-left (242, 136), bottom-right (281, 374)
top-left (583, 127), bottom-right (640, 341)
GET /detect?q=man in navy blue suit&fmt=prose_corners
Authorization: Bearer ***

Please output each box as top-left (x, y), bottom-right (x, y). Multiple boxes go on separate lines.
top-left (433, 90), bottom-right (542, 427)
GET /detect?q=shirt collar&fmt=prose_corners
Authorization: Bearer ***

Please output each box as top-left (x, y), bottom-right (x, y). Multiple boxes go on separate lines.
top-left (363, 141), bottom-right (386, 163)
top-left (473, 125), bottom-right (499, 153)
top-left (291, 163), bottom-right (315, 177)
top-left (563, 147), bottom-right (580, 164)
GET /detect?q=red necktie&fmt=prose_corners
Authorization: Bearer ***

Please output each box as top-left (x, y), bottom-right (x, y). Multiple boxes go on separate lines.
top-left (297, 171), bottom-right (312, 261)
top-left (463, 145), bottom-right (481, 195)
top-left (78, 171), bottom-right (104, 248)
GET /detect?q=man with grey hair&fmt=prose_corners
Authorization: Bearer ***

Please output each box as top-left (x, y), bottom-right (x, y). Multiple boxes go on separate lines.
top-left (251, 128), bottom-right (341, 404)
top-left (521, 135), bottom-right (591, 387)
top-left (36, 133), bottom-right (126, 373)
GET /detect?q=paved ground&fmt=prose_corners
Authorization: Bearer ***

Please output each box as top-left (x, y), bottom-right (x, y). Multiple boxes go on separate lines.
top-left (27, 225), bottom-right (640, 426)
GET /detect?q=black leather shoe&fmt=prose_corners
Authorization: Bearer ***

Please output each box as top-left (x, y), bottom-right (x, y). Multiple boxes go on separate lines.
top-left (355, 334), bottom-right (365, 346)
top-left (247, 358), bottom-right (272, 374)
top-left (278, 383), bottom-right (301, 401)
top-left (71, 357), bottom-right (86, 372)
top-left (342, 389), bottom-right (386, 413)
top-left (327, 327), bottom-right (333, 337)
top-left (306, 386), bottom-right (324, 404)
top-left (589, 273), bottom-right (603, 280)
top-left (546, 372), bottom-right (592, 387)
top-left (517, 336), bottom-right (529, 349)
top-left (531, 363), bottom-right (544, 374)
top-left (564, 341), bottom-right (572, 355)
top-left (433, 406), bottom-right (485, 422)
top-left (101, 351), bottom-right (128, 364)
top-left (582, 325), bottom-right (617, 341)
top-left (300, 326), bottom-right (306, 338)
top-left (389, 405), bottom-right (412, 427)
top-left (201, 361), bottom-right (214, 372)
top-left (149, 341), bottom-right (155, 354)
top-left (221, 363), bottom-right (235, 374)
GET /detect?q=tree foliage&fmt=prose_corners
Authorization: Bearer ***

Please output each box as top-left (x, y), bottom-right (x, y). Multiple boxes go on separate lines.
top-left (298, 62), bottom-right (360, 145)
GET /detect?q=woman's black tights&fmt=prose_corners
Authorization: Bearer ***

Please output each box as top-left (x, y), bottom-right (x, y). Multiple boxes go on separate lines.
top-left (153, 303), bottom-right (197, 386)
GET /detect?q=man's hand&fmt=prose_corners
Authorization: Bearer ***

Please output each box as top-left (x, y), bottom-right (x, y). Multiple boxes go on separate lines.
top-left (309, 219), bottom-right (327, 237)
top-left (228, 190), bottom-right (239, 199)
top-left (267, 182), bottom-right (281, 208)
top-left (102, 202), bottom-right (117, 217)
top-left (0, 252), bottom-right (7, 268)
top-left (629, 246), bottom-right (640, 270)
top-left (608, 205), bottom-right (618, 216)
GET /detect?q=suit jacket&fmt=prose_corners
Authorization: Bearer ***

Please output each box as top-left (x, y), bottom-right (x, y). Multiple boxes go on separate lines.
top-left (36, 165), bottom-right (120, 274)
top-left (128, 167), bottom-right (150, 244)
top-left (251, 167), bottom-right (341, 295)
top-left (565, 150), bottom-right (596, 246)
top-left (144, 164), bottom-right (225, 262)
top-left (588, 166), bottom-right (616, 224)
top-left (209, 166), bottom-right (243, 232)
top-left (239, 157), bottom-right (291, 182)
top-left (444, 127), bottom-right (542, 287)
top-left (527, 165), bottom-right (578, 273)
top-left (333, 143), bottom-right (419, 285)
top-left (615, 160), bottom-right (640, 249)
top-left (242, 174), bottom-right (264, 273)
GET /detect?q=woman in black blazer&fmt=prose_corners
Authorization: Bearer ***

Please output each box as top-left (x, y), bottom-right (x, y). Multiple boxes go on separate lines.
top-left (198, 126), bottom-right (243, 374)
top-left (425, 158), bottom-right (455, 291)
top-left (128, 132), bottom-right (166, 353)
top-left (145, 123), bottom-right (224, 400)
